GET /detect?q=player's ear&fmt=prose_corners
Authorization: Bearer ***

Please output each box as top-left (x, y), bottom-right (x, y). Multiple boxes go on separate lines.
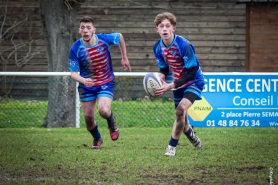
top-left (156, 27), bottom-right (159, 32)
top-left (173, 26), bottom-right (176, 32)
top-left (78, 27), bottom-right (81, 34)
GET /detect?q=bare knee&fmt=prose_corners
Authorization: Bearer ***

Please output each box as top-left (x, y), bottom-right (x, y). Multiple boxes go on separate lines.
top-left (176, 105), bottom-right (185, 122)
top-left (98, 106), bottom-right (110, 118)
top-left (174, 106), bottom-right (185, 133)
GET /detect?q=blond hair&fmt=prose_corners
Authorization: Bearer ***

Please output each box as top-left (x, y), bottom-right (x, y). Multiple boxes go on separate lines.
top-left (154, 12), bottom-right (177, 26)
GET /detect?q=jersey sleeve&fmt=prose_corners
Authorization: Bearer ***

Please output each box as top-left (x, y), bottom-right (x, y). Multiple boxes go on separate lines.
top-left (153, 41), bottom-right (168, 69)
top-left (97, 33), bottom-right (120, 45)
top-left (178, 38), bottom-right (198, 69)
top-left (69, 46), bottom-right (79, 72)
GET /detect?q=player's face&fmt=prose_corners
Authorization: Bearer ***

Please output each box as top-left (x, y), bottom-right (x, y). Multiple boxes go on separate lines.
top-left (156, 19), bottom-right (176, 46)
top-left (79, 22), bottom-right (96, 43)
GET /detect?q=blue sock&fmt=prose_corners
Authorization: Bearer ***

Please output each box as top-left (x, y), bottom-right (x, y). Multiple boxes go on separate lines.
top-left (89, 125), bottom-right (101, 139)
top-left (169, 136), bottom-right (179, 147)
top-left (184, 127), bottom-right (192, 137)
top-left (106, 111), bottom-right (114, 127)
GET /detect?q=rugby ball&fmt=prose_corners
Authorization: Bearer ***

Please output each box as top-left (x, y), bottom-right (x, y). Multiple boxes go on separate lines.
top-left (143, 72), bottom-right (162, 97)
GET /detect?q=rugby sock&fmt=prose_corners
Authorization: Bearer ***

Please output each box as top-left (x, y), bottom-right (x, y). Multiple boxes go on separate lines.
top-left (89, 125), bottom-right (101, 139)
top-left (106, 111), bottom-right (114, 127)
top-left (169, 136), bottom-right (179, 147)
top-left (184, 127), bottom-right (193, 137)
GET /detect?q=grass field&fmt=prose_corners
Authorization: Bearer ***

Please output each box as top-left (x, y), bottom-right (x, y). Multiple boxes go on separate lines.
top-left (0, 127), bottom-right (277, 185)
top-left (0, 99), bottom-right (176, 128)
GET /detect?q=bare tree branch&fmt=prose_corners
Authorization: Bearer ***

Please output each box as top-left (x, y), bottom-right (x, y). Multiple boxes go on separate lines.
top-left (0, 0), bottom-right (42, 97)
top-left (63, 0), bottom-right (86, 10)
top-left (0, 0), bottom-right (8, 39)
top-left (0, 1), bottom-right (28, 43)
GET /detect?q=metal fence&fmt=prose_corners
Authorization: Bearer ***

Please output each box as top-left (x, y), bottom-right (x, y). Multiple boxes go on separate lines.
top-left (0, 72), bottom-right (175, 128)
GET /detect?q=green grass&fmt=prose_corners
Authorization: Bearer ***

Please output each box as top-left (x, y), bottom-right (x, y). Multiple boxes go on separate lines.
top-left (0, 100), bottom-right (48, 127)
top-left (0, 127), bottom-right (278, 185)
top-left (0, 99), bottom-right (176, 128)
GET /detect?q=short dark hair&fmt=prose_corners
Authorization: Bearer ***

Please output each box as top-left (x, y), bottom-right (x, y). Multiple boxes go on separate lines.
top-left (79, 16), bottom-right (94, 24)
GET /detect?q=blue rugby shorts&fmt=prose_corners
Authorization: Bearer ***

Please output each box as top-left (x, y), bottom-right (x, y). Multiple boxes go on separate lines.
top-left (78, 80), bottom-right (115, 102)
top-left (173, 83), bottom-right (204, 106)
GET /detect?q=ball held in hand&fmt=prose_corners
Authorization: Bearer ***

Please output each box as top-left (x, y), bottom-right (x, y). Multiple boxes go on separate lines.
top-left (143, 72), bottom-right (162, 97)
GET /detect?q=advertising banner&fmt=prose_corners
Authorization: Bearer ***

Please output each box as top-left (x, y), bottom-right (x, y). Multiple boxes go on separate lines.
top-left (188, 73), bottom-right (278, 127)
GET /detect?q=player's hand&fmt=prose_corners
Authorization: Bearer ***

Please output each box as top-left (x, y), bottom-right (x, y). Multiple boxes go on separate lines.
top-left (155, 80), bottom-right (172, 97)
top-left (122, 58), bottom-right (132, 72)
top-left (84, 78), bottom-right (94, 87)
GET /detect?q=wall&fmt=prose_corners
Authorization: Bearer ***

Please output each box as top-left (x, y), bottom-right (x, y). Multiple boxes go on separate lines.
top-left (1, 0), bottom-right (246, 72)
top-left (1, 0), bottom-right (248, 99)
top-left (247, 3), bottom-right (278, 72)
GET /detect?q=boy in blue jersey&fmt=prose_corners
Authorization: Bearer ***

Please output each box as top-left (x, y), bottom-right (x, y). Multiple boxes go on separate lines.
top-left (153, 12), bottom-right (204, 156)
top-left (69, 16), bottom-right (131, 149)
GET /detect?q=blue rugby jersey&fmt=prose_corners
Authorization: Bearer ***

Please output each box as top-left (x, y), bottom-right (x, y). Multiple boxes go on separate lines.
top-left (153, 34), bottom-right (204, 90)
top-left (69, 33), bottom-right (120, 87)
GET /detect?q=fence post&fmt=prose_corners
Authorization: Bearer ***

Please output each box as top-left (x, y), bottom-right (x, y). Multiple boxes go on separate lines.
top-left (75, 81), bottom-right (80, 128)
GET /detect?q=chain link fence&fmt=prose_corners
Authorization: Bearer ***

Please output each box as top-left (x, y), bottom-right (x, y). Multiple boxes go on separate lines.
top-left (0, 73), bottom-right (176, 128)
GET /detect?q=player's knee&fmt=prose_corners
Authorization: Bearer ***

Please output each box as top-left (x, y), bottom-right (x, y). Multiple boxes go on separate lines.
top-left (176, 106), bottom-right (185, 119)
top-left (98, 107), bottom-right (110, 118)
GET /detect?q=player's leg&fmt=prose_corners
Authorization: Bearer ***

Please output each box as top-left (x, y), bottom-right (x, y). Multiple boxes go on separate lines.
top-left (183, 112), bottom-right (190, 133)
top-left (164, 88), bottom-right (187, 156)
top-left (184, 112), bottom-right (201, 148)
top-left (79, 86), bottom-right (103, 149)
top-left (174, 99), bottom-right (200, 148)
top-left (97, 80), bottom-right (119, 141)
top-left (182, 89), bottom-right (202, 148)
top-left (81, 101), bottom-right (103, 149)
top-left (172, 98), bottom-right (192, 138)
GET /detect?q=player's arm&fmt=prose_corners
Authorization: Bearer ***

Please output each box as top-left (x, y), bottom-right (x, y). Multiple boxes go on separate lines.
top-left (119, 33), bottom-right (131, 71)
top-left (156, 66), bottom-right (175, 96)
top-left (70, 72), bottom-right (84, 84)
top-left (158, 66), bottom-right (168, 81)
top-left (70, 72), bottom-right (93, 87)
top-left (69, 50), bottom-right (92, 87)
top-left (153, 44), bottom-right (174, 95)
top-left (158, 65), bottom-right (175, 88)
top-left (154, 43), bottom-right (168, 82)
top-left (155, 77), bottom-right (174, 97)
top-left (173, 40), bottom-right (198, 89)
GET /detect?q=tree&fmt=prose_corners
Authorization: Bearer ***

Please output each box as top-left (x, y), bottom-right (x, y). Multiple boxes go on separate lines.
top-left (38, 0), bottom-right (84, 127)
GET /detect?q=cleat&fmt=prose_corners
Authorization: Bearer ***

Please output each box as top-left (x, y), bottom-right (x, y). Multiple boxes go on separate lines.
top-left (164, 145), bottom-right (176, 156)
top-left (185, 125), bottom-right (202, 149)
top-left (108, 116), bottom-right (119, 141)
top-left (91, 138), bottom-right (103, 149)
